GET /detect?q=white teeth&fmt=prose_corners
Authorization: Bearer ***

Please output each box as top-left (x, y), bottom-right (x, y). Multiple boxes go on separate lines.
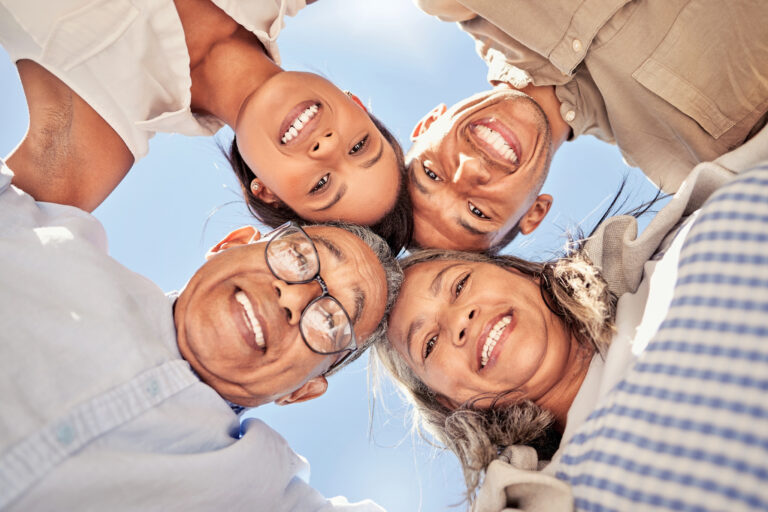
top-left (235, 291), bottom-right (265, 349)
top-left (280, 104), bottom-right (320, 144)
top-left (475, 125), bottom-right (518, 164)
top-left (480, 316), bottom-right (512, 367)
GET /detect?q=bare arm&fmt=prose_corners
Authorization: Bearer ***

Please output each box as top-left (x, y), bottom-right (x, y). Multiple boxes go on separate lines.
top-left (6, 60), bottom-right (134, 212)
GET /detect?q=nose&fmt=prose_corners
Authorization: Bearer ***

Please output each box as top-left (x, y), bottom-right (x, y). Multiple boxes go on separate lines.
top-left (452, 153), bottom-right (491, 188)
top-left (445, 305), bottom-right (478, 348)
top-left (309, 130), bottom-right (338, 158)
top-left (273, 278), bottom-right (323, 325)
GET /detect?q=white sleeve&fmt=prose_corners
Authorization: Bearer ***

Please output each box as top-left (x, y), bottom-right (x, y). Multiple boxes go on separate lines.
top-left (238, 419), bottom-right (386, 512)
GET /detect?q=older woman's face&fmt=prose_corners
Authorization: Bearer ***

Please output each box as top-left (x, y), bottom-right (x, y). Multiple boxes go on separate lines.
top-left (387, 259), bottom-right (577, 408)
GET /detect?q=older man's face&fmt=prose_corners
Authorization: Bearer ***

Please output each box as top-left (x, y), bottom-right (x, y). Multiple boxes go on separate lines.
top-left (407, 88), bottom-right (554, 251)
top-left (174, 225), bottom-right (387, 407)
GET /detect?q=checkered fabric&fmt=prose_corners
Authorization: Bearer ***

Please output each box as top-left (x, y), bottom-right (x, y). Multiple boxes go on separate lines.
top-left (555, 163), bottom-right (768, 512)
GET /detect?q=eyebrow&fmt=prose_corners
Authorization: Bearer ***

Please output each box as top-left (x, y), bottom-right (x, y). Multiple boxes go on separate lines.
top-left (313, 236), bottom-right (345, 262)
top-left (314, 184), bottom-right (348, 212)
top-left (361, 138), bottom-right (384, 169)
top-left (456, 217), bottom-right (491, 237)
top-left (405, 317), bottom-right (425, 362)
top-left (352, 287), bottom-right (365, 326)
top-left (430, 262), bottom-right (462, 295)
top-left (408, 161), bottom-right (430, 195)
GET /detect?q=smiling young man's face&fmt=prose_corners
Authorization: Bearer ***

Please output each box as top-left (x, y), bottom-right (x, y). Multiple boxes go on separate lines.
top-left (173, 225), bottom-right (387, 407)
top-left (407, 88), bottom-right (556, 251)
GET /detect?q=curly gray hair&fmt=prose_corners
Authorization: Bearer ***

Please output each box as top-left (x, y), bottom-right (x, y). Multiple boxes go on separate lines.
top-left (372, 248), bottom-right (616, 501)
top-left (316, 221), bottom-right (403, 376)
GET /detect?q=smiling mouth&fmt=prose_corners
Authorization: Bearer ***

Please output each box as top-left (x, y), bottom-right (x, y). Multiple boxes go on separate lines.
top-left (469, 119), bottom-right (521, 168)
top-left (479, 314), bottom-right (514, 368)
top-left (235, 290), bottom-right (265, 350)
top-left (280, 102), bottom-right (320, 144)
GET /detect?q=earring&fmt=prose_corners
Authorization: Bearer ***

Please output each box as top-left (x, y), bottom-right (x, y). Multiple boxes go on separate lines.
top-left (250, 180), bottom-right (260, 194)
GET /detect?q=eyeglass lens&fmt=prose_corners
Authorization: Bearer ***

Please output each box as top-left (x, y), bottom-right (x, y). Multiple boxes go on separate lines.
top-left (266, 230), bottom-right (319, 282)
top-left (266, 225), bottom-right (355, 355)
top-left (302, 298), bottom-right (354, 353)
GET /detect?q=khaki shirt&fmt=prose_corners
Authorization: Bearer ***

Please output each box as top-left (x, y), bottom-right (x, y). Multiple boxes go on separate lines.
top-left (417, 0), bottom-right (768, 192)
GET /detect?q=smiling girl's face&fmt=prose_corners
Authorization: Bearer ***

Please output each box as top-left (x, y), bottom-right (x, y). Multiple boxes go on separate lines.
top-left (235, 72), bottom-right (401, 225)
top-left (386, 258), bottom-right (580, 408)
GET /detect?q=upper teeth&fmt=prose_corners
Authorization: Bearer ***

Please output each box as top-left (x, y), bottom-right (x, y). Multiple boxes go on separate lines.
top-left (475, 125), bottom-right (518, 164)
top-left (481, 315), bottom-right (512, 367)
top-left (281, 104), bottom-right (319, 144)
top-left (235, 291), bottom-right (265, 349)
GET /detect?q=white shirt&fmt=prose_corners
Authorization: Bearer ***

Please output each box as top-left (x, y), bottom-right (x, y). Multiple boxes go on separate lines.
top-left (0, 162), bottom-right (383, 512)
top-left (0, 0), bottom-right (307, 160)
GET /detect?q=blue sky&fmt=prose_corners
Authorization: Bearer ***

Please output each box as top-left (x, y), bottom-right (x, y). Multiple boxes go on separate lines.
top-left (0, 1), bottom-right (663, 510)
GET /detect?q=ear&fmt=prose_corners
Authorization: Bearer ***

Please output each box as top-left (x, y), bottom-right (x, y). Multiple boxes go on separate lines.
top-left (518, 194), bottom-right (553, 235)
top-left (275, 376), bottom-right (328, 406)
top-left (410, 103), bottom-right (447, 142)
top-left (345, 91), bottom-right (368, 112)
top-left (206, 226), bottom-right (262, 260)
top-left (249, 178), bottom-right (281, 206)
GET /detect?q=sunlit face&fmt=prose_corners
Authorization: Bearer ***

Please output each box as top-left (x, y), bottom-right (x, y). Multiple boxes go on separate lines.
top-left (174, 226), bottom-right (387, 407)
top-left (407, 89), bottom-right (554, 251)
top-left (387, 259), bottom-right (578, 408)
top-left (236, 72), bottom-right (400, 225)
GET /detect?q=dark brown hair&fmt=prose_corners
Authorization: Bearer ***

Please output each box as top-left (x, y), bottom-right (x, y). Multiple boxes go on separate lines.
top-left (226, 112), bottom-right (412, 255)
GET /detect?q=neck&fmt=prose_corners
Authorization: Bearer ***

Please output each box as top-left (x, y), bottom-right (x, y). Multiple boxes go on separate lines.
top-left (535, 336), bottom-right (593, 431)
top-left (173, 0), bottom-right (282, 127)
top-left (518, 84), bottom-right (571, 151)
top-left (190, 33), bottom-right (282, 127)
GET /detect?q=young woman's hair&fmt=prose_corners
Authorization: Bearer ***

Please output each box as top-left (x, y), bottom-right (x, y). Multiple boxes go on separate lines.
top-left (227, 112), bottom-right (413, 254)
top-left (372, 247), bottom-right (617, 502)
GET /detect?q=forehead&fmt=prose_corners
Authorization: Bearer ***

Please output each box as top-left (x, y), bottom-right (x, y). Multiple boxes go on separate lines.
top-left (394, 260), bottom-right (458, 312)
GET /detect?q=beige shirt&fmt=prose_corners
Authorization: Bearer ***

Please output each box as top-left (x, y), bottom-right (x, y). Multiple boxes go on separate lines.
top-left (417, 0), bottom-right (768, 192)
top-left (0, 0), bottom-right (308, 160)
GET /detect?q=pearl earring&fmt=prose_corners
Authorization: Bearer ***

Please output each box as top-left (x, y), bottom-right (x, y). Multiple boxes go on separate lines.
top-left (250, 180), bottom-right (260, 193)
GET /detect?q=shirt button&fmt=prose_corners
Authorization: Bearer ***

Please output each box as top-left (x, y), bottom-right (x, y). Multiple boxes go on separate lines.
top-left (564, 110), bottom-right (576, 122)
top-left (572, 39), bottom-right (583, 52)
top-left (56, 423), bottom-right (74, 445)
top-left (146, 379), bottom-right (160, 398)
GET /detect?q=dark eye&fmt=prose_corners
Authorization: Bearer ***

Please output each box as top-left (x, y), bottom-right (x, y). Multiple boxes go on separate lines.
top-left (468, 201), bottom-right (489, 219)
top-left (455, 273), bottom-right (470, 297)
top-left (424, 335), bottom-right (438, 359)
top-left (310, 174), bottom-right (329, 194)
top-left (349, 135), bottom-right (369, 154)
top-left (424, 165), bottom-right (441, 181)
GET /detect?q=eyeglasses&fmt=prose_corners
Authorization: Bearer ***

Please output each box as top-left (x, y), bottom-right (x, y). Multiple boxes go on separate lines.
top-left (263, 222), bottom-right (358, 373)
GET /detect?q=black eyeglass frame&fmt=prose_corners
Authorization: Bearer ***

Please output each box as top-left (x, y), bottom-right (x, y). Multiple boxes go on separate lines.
top-left (263, 222), bottom-right (359, 373)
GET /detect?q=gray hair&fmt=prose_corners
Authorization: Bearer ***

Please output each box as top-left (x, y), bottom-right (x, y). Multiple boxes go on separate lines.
top-left (315, 221), bottom-right (403, 376)
top-left (372, 248), bottom-right (615, 501)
